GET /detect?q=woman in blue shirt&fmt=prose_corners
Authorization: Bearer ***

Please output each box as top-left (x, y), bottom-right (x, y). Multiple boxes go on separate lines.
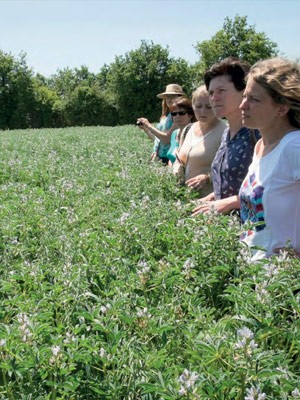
top-left (137, 84), bottom-right (186, 164)
top-left (192, 57), bottom-right (260, 216)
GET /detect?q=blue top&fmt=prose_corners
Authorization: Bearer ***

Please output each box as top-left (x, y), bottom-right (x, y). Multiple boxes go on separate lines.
top-left (166, 129), bottom-right (180, 164)
top-left (152, 113), bottom-right (173, 158)
top-left (211, 127), bottom-right (260, 199)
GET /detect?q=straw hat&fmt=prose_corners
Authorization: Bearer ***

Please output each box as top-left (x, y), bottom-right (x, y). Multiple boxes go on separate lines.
top-left (157, 84), bottom-right (185, 99)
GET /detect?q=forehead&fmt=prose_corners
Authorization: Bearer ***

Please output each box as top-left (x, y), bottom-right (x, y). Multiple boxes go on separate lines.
top-left (193, 93), bottom-right (210, 102)
top-left (164, 94), bottom-right (180, 100)
top-left (171, 105), bottom-right (186, 111)
top-left (209, 75), bottom-right (232, 89)
top-left (245, 76), bottom-right (263, 92)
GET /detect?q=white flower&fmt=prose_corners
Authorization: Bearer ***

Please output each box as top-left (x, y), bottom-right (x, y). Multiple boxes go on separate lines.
top-left (100, 305), bottom-right (108, 314)
top-left (249, 340), bottom-right (258, 350)
top-left (234, 337), bottom-right (247, 349)
top-left (51, 346), bottom-right (61, 357)
top-left (136, 307), bottom-right (151, 318)
top-left (245, 387), bottom-right (266, 400)
top-left (255, 281), bottom-right (269, 303)
top-left (137, 260), bottom-right (150, 275)
top-left (100, 303), bottom-right (111, 314)
top-left (178, 369), bottom-right (198, 389)
top-left (99, 347), bottom-right (107, 358)
top-left (235, 328), bottom-right (258, 356)
top-left (63, 332), bottom-right (77, 344)
top-left (263, 263), bottom-right (280, 278)
top-left (0, 339), bottom-right (7, 347)
top-left (183, 258), bottom-right (194, 270)
top-left (17, 313), bottom-right (33, 343)
top-left (237, 327), bottom-right (254, 339)
top-left (120, 212), bottom-right (130, 224)
top-left (178, 386), bottom-right (187, 396)
top-left (49, 345), bottom-right (62, 365)
top-left (292, 388), bottom-right (300, 397)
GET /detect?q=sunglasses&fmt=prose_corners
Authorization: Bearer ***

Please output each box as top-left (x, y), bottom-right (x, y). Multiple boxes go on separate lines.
top-left (170, 111), bottom-right (188, 117)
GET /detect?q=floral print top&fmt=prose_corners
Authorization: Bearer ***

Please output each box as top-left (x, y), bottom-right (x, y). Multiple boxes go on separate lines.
top-left (211, 126), bottom-right (260, 199)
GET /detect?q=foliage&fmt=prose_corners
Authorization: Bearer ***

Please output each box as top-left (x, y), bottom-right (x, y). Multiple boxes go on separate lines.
top-left (31, 77), bottom-right (62, 128)
top-left (104, 40), bottom-right (194, 124)
top-left (194, 15), bottom-right (279, 81)
top-left (0, 125), bottom-right (299, 399)
top-left (62, 84), bottom-right (117, 127)
top-left (0, 50), bottom-right (36, 129)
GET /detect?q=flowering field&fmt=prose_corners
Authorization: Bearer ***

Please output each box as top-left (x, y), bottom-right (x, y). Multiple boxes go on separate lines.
top-left (0, 125), bottom-right (300, 399)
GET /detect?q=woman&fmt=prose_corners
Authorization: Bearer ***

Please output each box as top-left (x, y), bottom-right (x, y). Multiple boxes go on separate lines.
top-left (239, 57), bottom-right (300, 260)
top-left (137, 84), bottom-right (186, 164)
top-left (192, 57), bottom-right (260, 216)
top-left (166, 96), bottom-right (196, 165)
top-left (172, 85), bottom-right (227, 196)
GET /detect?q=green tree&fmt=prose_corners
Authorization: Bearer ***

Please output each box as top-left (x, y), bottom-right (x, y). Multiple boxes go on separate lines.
top-left (49, 65), bottom-right (117, 126)
top-left (105, 40), bottom-right (194, 124)
top-left (194, 15), bottom-right (279, 81)
top-left (0, 50), bottom-right (36, 129)
top-left (63, 83), bottom-right (117, 126)
top-left (31, 75), bottom-right (62, 128)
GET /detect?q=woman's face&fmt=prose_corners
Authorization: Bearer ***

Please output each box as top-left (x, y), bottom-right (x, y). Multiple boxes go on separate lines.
top-left (170, 106), bottom-right (192, 128)
top-left (164, 94), bottom-right (180, 108)
top-left (193, 93), bottom-right (217, 124)
top-left (240, 76), bottom-right (284, 131)
top-left (208, 75), bottom-right (243, 119)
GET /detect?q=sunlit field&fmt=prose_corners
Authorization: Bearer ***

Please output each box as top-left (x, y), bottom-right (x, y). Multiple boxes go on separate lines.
top-left (0, 126), bottom-right (299, 399)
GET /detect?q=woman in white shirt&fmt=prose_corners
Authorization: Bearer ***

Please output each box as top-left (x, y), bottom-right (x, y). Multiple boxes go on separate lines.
top-left (239, 57), bottom-right (300, 260)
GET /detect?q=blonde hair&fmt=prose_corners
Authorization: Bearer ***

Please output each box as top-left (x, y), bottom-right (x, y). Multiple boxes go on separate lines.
top-left (248, 57), bottom-right (300, 128)
top-left (192, 85), bottom-right (209, 103)
top-left (161, 98), bottom-right (170, 119)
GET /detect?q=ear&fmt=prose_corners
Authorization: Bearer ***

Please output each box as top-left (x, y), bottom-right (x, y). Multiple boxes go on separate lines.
top-left (277, 104), bottom-right (290, 117)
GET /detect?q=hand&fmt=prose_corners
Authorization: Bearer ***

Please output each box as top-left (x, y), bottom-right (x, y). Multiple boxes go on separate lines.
top-left (136, 118), bottom-right (151, 130)
top-left (186, 174), bottom-right (208, 190)
top-left (150, 152), bottom-right (158, 161)
top-left (192, 195), bottom-right (239, 217)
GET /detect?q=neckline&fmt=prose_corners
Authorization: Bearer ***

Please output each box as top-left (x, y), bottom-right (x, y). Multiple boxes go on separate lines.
top-left (257, 129), bottom-right (299, 159)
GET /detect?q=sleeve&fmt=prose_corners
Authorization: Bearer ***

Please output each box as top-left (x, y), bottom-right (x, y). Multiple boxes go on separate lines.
top-left (284, 135), bottom-right (300, 180)
top-left (152, 137), bottom-right (160, 153)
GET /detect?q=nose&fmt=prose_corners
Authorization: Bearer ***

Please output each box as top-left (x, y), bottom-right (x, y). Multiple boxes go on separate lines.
top-left (239, 97), bottom-right (248, 110)
top-left (210, 92), bottom-right (219, 102)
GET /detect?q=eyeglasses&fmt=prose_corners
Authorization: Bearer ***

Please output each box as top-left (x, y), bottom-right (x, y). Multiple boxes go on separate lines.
top-left (170, 111), bottom-right (188, 117)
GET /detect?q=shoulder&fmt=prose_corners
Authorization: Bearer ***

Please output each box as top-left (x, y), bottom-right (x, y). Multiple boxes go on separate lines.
top-left (214, 119), bottom-right (228, 136)
top-left (182, 122), bottom-right (194, 139)
top-left (218, 119), bottom-right (228, 129)
top-left (281, 130), bottom-right (300, 158)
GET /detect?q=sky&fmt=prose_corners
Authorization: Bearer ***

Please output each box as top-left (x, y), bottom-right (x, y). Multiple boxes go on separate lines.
top-left (1, 0), bottom-right (299, 77)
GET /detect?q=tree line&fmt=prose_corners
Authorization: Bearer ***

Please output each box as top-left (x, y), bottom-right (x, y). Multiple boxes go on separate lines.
top-left (0, 15), bottom-right (279, 130)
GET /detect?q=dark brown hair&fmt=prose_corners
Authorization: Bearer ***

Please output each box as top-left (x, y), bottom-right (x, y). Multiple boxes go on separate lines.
top-left (204, 57), bottom-right (251, 92)
top-left (169, 96), bottom-right (196, 122)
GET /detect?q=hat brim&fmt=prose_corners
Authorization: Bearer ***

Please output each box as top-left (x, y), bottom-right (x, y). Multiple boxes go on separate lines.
top-left (157, 92), bottom-right (184, 99)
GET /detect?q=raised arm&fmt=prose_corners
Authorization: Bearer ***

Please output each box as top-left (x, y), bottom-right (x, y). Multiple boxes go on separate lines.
top-left (136, 118), bottom-right (177, 144)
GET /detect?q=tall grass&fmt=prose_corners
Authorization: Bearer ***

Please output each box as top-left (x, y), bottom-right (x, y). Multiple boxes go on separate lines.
top-left (0, 126), bottom-right (299, 399)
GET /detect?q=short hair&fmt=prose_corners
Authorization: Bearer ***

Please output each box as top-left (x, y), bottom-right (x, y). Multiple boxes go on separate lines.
top-left (170, 96), bottom-right (197, 122)
top-left (247, 57), bottom-right (300, 128)
top-left (204, 57), bottom-right (251, 92)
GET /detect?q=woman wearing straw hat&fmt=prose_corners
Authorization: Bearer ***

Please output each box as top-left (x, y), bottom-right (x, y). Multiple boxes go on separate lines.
top-left (136, 84), bottom-right (186, 164)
